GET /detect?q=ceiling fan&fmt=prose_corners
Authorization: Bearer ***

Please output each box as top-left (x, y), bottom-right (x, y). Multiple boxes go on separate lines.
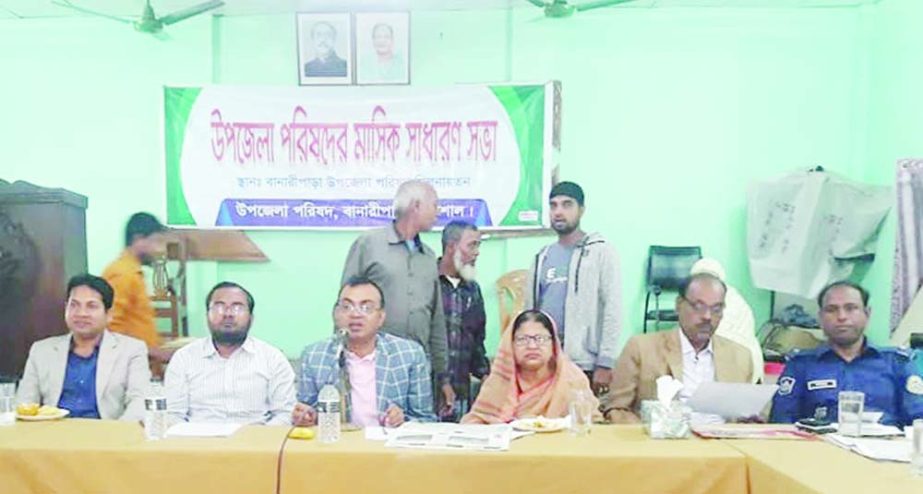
top-left (524, 0), bottom-right (641, 19)
top-left (51, 0), bottom-right (225, 36)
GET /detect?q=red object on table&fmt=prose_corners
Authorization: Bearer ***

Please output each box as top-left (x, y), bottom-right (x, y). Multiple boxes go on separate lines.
top-left (764, 362), bottom-right (785, 377)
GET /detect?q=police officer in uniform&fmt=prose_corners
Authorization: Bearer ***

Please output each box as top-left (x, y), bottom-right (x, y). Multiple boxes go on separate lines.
top-left (770, 281), bottom-right (923, 426)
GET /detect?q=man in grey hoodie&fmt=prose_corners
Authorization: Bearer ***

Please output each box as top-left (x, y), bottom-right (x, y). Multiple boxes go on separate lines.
top-left (524, 181), bottom-right (622, 396)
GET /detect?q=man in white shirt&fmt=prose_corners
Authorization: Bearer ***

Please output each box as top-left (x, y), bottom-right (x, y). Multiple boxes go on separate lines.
top-left (678, 323), bottom-right (715, 401)
top-left (690, 258), bottom-right (764, 383)
top-left (165, 282), bottom-right (296, 425)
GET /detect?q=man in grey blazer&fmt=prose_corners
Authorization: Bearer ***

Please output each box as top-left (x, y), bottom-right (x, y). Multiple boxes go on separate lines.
top-left (16, 274), bottom-right (150, 421)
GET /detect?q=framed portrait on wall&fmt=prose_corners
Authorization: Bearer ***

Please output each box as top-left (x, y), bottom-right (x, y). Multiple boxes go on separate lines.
top-left (355, 12), bottom-right (410, 85)
top-left (297, 13), bottom-right (352, 85)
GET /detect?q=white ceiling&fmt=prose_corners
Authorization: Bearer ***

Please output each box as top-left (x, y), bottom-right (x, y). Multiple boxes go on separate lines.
top-left (0, 0), bottom-right (883, 20)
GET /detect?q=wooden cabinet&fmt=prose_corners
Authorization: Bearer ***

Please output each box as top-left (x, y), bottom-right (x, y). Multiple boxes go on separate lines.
top-left (0, 180), bottom-right (87, 380)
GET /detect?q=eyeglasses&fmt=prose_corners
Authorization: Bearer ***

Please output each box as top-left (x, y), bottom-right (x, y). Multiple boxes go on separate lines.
top-left (334, 301), bottom-right (380, 316)
top-left (513, 334), bottom-right (553, 347)
top-left (208, 303), bottom-right (248, 316)
top-left (681, 296), bottom-right (725, 316)
top-left (821, 304), bottom-right (864, 315)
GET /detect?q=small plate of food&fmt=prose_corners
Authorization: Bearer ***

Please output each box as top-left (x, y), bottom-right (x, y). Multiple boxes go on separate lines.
top-left (511, 415), bottom-right (567, 433)
top-left (16, 404), bottom-right (70, 421)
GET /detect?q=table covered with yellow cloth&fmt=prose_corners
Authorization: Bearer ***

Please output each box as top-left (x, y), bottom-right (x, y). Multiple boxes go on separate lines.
top-left (0, 419), bottom-right (289, 494)
top-left (7, 419), bottom-right (923, 494)
top-left (728, 439), bottom-right (923, 494)
top-left (0, 421), bottom-right (748, 494)
top-left (280, 426), bottom-right (748, 494)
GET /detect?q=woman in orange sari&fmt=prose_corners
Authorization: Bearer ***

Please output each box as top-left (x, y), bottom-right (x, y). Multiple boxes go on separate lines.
top-left (462, 309), bottom-right (602, 424)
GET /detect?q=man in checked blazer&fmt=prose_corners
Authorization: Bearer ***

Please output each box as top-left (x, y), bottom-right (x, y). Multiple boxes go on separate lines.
top-left (16, 274), bottom-right (150, 421)
top-left (292, 276), bottom-right (436, 427)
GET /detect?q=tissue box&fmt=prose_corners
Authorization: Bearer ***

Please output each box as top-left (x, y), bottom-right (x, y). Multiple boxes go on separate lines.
top-left (642, 401), bottom-right (691, 439)
top-left (640, 400), bottom-right (657, 424)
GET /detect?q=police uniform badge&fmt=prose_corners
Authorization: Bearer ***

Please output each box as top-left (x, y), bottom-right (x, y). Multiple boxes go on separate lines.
top-left (906, 375), bottom-right (923, 395)
top-left (807, 379), bottom-right (837, 391)
top-left (778, 376), bottom-right (795, 396)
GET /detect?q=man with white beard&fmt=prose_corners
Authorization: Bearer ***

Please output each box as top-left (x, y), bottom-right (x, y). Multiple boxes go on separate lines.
top-left (437, 221), bottom-right (489, 422)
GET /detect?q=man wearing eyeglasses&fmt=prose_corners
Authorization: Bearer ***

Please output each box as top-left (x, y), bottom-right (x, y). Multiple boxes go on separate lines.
top-left (164, 282), bottom-right (296, 425)
top-left (292, 276), bottom-right (436, 428)
top-left (770, 281), bottom-right (923, 426)
top-left (341, 180), bottom-right (454, 415)
top-left (601, 273), bottom-right (753, 423)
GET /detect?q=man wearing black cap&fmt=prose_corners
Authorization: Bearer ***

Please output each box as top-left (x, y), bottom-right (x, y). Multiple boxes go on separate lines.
top-left (524, 181), bottom-right (623, 396)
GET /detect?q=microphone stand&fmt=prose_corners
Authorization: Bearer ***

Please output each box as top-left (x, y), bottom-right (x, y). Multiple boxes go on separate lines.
top-left (335, 328), bottom-right (352, 425)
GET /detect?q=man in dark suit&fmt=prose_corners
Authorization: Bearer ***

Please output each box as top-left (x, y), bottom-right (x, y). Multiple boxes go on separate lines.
top-left (304, 21), bottom-right (347, 77)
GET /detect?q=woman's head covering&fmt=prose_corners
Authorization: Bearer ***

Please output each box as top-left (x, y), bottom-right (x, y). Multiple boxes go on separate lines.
top-left (461, 310), bottom-right (600, 424)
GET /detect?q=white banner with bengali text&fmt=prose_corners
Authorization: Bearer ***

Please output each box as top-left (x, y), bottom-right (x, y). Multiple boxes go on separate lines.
top-left (164, 83), bottom-right (555, 229)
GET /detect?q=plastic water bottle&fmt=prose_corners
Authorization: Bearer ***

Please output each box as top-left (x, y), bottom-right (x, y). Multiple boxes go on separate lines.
top-left (317, 384), bottom-right (341, 444)
top-left (144, 380), bottom-right (168, 441)
top-left (912, 419), bottom-right (923, 477)
top-left (0, 382), bottom-right (16, 426)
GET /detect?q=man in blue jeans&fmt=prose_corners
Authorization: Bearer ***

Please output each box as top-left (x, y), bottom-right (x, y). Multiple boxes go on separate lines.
top-left (524, 181), bottom-right (623, 396)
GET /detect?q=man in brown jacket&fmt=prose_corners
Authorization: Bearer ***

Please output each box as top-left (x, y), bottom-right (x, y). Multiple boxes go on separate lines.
top-left (602, 273), bottom-right (753, 423)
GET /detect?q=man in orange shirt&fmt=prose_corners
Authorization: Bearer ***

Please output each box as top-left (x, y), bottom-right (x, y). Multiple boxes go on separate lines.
top-left (102, 212), bottom-right (172, 364)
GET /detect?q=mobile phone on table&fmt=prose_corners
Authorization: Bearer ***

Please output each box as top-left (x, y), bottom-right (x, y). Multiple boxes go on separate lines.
top-left (795, 418), bottom-right (836, 434)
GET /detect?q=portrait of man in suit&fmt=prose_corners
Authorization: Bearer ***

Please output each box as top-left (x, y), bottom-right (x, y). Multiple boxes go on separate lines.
top-left (304, 21), bottom-right (347, 77)
top-left (298, 13), bottom-right (351, 85)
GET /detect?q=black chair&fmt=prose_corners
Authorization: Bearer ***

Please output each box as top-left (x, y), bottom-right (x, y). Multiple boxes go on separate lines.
top-left (910, 333), bottom-right (923, 349)
top-left (643, 245), bottom-right (702, 333)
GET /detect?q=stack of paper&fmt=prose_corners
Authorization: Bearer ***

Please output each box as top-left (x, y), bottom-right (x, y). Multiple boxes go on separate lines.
top-left (692, 424), bottom-right (813, 440)
top-left (365, 423), bottom-right (533, 443)
top-left (826, 423), bottom-right (905, 437)
top-left (378, 422), bottom-right (514, 451)
top-left (825, 434), bottom-right (912, 462)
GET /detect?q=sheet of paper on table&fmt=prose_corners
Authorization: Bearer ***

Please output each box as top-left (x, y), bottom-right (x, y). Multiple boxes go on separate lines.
top-left (366, 423), bottom-right (533, 442)
top-left (687, 382), bottom-right (778, 419)
top-left (825, 434), bottom-right (912, 462)
top-left (165, 422), bottom-right (244, 438)
top-left (376, 422), bottom-right (517, 451)
top-left (826, 423), bottom-right (905, 437)
top-left (692, 424), bottom-right (814, 440)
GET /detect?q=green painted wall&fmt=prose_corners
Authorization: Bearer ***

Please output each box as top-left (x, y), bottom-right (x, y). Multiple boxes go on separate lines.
top-left (860, 0), bottom-right (923, 341)
top-left (2, 2), bottom-right (915, 359)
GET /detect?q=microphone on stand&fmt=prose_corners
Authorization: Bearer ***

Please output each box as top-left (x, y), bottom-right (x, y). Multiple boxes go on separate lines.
top-left (334, 327), bottom-right (350, 424)
top-left (335, 327), bottom-right (349, 367)
top-left (325, 327), bottom-right (349, 387)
